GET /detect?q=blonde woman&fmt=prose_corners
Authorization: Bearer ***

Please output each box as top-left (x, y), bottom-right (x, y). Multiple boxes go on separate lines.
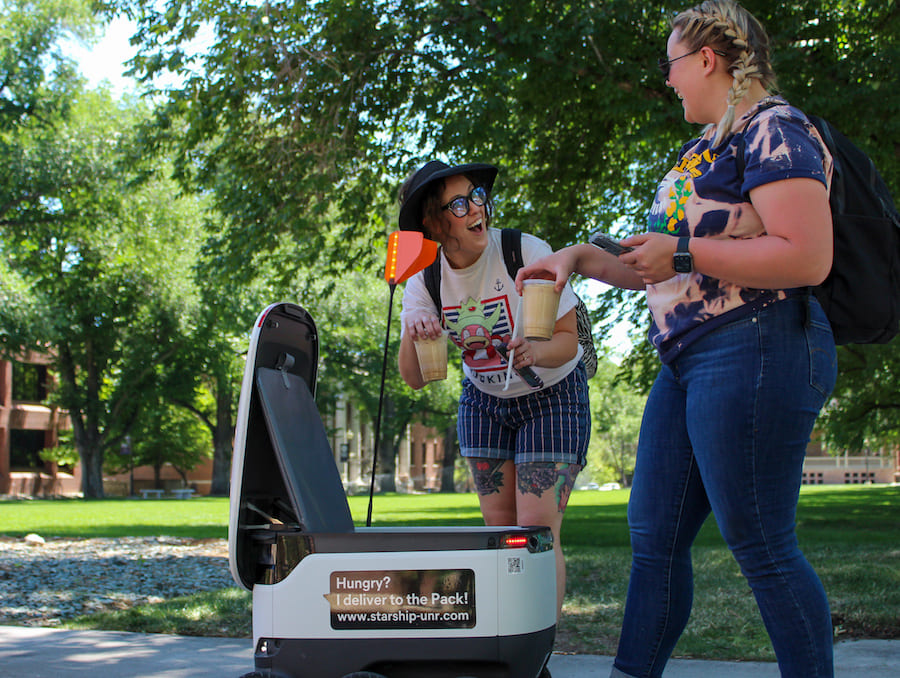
top-left (517, 2), bottom-right (836, 676)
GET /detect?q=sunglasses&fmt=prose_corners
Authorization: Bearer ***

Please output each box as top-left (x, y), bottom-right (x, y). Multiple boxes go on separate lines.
top-left (658, 47), bottom-right (727, 79)
top-left (441, 185), bottom-right (488, 218)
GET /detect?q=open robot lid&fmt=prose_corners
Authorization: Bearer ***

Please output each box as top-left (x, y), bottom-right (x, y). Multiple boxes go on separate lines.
top-left (229, 302), bottom-right (354, 589)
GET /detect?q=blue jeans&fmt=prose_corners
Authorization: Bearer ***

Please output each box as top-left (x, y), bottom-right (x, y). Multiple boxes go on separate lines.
top-left (612, 296), bottom-right (837, 678)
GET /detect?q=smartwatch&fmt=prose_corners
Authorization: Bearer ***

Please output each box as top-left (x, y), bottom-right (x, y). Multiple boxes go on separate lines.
top-left (673, 236), bottom-right (693, 273)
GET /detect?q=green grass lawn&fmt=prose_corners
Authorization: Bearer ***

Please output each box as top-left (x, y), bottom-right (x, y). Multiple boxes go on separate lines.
top-left (2, 484), bottom-right (898, 661)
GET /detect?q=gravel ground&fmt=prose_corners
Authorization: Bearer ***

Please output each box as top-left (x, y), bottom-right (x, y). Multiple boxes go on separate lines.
top-left (0, 535), bottom-right (233, 626)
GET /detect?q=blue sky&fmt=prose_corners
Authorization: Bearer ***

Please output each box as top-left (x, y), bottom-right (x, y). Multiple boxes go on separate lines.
top-left (65, 16), bottom-right (212, 96)
top-left (64, 17), bottom-right (139, 97)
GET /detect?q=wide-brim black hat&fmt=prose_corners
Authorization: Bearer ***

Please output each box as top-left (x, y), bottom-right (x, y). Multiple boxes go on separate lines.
top-left (398, 161), bottom-right (498, 232)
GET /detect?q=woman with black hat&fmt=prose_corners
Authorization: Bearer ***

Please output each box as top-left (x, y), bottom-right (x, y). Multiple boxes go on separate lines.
top-left (396, 160), bottom-right (590, 620)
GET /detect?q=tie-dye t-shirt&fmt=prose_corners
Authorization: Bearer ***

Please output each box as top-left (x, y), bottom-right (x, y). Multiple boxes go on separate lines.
top-left (645, 97), bottom-right (832, 363)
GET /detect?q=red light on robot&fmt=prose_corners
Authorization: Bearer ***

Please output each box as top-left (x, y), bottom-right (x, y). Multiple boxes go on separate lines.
top-left (502, 534), bottom-right (530, 549)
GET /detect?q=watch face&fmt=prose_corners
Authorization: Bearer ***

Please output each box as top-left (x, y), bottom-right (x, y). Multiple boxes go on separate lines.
top-left (673, 253), bottom-right (692, 273)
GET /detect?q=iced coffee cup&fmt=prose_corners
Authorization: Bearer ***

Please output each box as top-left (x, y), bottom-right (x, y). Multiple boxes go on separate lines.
top-left (521, 279), bottom-right (560, 340)
top-left (414, 332), bottom-right (448, 382)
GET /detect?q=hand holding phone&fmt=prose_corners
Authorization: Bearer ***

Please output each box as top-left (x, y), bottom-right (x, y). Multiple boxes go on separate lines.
top-left (589, 230), bottom-right (633, 256)
top-left (496, 343), bottom-right (543, 390)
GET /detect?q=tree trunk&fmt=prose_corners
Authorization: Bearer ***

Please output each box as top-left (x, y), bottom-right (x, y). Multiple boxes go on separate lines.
top-left (209, 379), bottom-right (233, 496)
top-left (377, 397), bottom-right (397, 493)
top-left (173, 465), bottom-right (189, 485)
top-left (379, 436), bottom-right (397, 493)
top-left (61, 347), bottom-right (106, 498)
top-left (79, 444), bottom-right (105, 498)
top-left (73, 413), bottom-right (105, 498)
top-left (440, 423), bottom-right (458, 493)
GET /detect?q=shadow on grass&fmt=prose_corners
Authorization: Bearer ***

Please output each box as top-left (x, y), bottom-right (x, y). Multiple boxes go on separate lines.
top-left (66, 587), bottom-right (252, 638)
top-left (25, 485), bottom-right (895, 662)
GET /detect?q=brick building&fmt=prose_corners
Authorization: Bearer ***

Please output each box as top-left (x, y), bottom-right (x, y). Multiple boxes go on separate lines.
top-left (2, 353), bottom-right (896, 497)
top-left (0, 354), bottom-right (77, 496)
top-left (0, 353), bottom-right (450, 497)
top-left (802, 438), bottom-right (899, 485)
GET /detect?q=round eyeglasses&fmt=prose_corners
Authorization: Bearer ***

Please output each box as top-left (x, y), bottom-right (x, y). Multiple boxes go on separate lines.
top-left (441, 186), bottom-right (487, 218)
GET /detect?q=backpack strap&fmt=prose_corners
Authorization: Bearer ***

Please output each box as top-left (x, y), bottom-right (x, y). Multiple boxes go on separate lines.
top-left (807, 114), bottom-right (845, 217)
top-left (423, 252), bottom-right (442, 312)
top-left (501, 228), bottom-right (524, 279)
top-left (734, 100), bottom-right (784, 177)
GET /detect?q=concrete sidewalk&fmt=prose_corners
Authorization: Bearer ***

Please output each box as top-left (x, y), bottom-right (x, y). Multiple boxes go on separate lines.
top-left (0, 625), bottom-right (897, 677)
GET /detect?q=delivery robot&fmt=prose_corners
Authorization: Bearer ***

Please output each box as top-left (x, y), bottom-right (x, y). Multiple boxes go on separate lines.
top-left (228, 301), bottom-right (557, 678)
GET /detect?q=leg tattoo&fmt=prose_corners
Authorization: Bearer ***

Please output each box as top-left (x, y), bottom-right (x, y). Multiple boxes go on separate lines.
top-left (518, 462), bottom-right (583, 512)
top-left (469, 459), bottom-right (506, 496)
top-left (555, 463), bottom-right (582, 513)
top-left (517, 462), bottom-right (559, 498)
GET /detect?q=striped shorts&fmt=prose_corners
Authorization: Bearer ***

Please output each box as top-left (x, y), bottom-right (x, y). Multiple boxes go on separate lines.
top-left (458, 362), bottom-right (590, 465)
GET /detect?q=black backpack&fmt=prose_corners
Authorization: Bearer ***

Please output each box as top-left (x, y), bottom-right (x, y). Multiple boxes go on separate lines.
top-left (738, 104), bottom-right (900, 344)
top-left (422, 228), bottom-right (598, 378)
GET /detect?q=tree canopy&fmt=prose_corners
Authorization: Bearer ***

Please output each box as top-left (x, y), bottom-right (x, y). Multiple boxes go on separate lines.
top-left (113, 0), bottom-right (898, 261)
top-left (104, 0), bottom-right (900, 455)
top-left (0, 0), bottom-right (93, 132)
top-left (108, 0), bottom-right (900, 357)
top-left (3, 0), bottom-right (894, 498)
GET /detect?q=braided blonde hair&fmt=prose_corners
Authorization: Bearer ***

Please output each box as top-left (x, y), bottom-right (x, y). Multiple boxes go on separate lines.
top-left (672, 0), bottom-right (777, 146)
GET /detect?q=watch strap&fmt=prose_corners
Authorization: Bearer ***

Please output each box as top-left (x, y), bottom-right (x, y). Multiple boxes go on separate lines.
top-left (673, 236), bottom-right (693, 273)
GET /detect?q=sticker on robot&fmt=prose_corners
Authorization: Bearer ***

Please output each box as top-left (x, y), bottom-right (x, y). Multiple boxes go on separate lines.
top-left (507, 556), bottom-right (524, 574)
top-left (326, 569), bottom-right (476, 630)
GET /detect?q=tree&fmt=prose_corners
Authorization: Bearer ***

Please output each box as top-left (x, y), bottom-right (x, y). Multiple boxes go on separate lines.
top-left (0, 88), bottom-right (205, 497)
top-left (0, 0), bottom-right (93, 133)
top-left (817, 343), bottom-right (900, 454)
top-left (586, 355), bottom-right (646, 487)
top-left (167, 333), bottom-right (243, 496)
top-left (112, 0), bottom-right (899, 252)
top-left (111, 0), bottom-right (900, 450)
top-left (154, 261), bottom-right (273, 496)
top-left (105, 401), bottom-right (211, 488)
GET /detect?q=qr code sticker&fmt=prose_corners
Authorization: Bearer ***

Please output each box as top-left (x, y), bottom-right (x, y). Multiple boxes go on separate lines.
top-left (507, 556), bottom-right (523, 574)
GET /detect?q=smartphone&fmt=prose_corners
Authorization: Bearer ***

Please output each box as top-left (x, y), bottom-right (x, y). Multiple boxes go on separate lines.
top-left (589, 230), bottom-right (633, 256)
top-left (496, 343), bottom-right (544, 390)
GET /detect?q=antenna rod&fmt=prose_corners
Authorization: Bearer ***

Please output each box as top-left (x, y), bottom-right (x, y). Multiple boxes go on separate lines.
top-left (367, 282), bottom-right (396, 527)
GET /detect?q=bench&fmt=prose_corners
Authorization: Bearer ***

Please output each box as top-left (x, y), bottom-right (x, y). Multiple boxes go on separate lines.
top-left (140, 489), bottom-right (164, 499)
top-left (171, 488), bottom-right (196, 499)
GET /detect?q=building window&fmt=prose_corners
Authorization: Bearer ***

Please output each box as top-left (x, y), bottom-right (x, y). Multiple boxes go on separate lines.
top-left (12, 363), bottom-right (47, 402)
top-left (844, 472), bottom-right (874, 484)
top-left (9, 429), bottom-right (47, 470)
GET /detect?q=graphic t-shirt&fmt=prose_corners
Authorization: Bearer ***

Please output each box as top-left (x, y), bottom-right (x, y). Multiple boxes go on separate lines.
top-left (645, 97), bottom-right (833, 362)
top-left (400, 228), bottom-right (582, 398)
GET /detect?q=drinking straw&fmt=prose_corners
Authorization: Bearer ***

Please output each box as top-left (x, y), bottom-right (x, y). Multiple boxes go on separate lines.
top-left (503, 300), bottom-right (523, 391)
